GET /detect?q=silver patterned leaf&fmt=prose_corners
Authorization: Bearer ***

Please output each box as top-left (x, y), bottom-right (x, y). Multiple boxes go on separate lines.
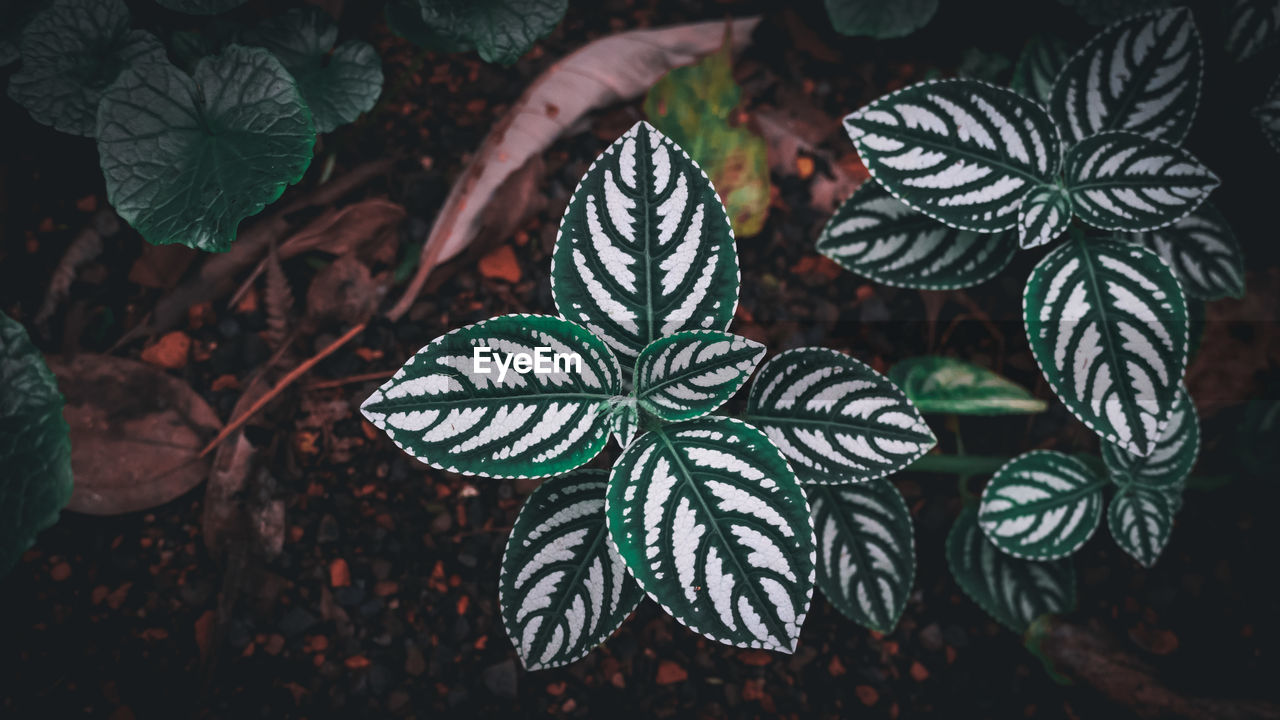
top-left (551, 121), bottom-right (738, 374)
top-left (1255, 75), bottom-right (1280, 153)
top-left (810, 482), bottom-right (915, 632)
top-left (634, 331), bottom-right (765, 422)
top-left (816, 180), bottom-right (1018, 290)
top-left (500, 470), bottom-right (645, 670)
top-left (744, 348), bottom-right (937, 485)
top-left (978, 451), bottom-right (1107, 560)
top-left (1018, 184), bottom-right (1073, 249)
top-left (1063, 131), bottom-right (1218, 232)
top-left (1011, 35), bottom-right (1074, 105)
top-left (1107, 483), bottom-right (1180, 567)
top-left (1225, 0), bottom-right (1280, 62)
top-left (842, 79), bottom-right (1061, 232)
top-left (1102, 384), bottom-right (1199, 489)
top-left (605, 417), bottom-right (816, 652)
top-left (1128, 203), bottom-right (1245, 301)
top-left (1048, 8), bottom-right (1202, 145)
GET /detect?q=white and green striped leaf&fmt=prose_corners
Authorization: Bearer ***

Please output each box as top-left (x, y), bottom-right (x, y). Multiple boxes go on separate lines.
top-left (1254, 75), bottom-right (1280, 153)
top-left (1225, 0), bottom-right (1280, 61)
top-left (1128, 203), bottom-right (1245, 301)
top-left (1102, 384), bottom-right (1198, 490)
top-left (1018, 184), bottom-right (1073, 249)
top-left (947, 506), bottom-right (1076, 632)
top-left (842, 79), bottom-right (1061, 232)
top-left (605, 417), bottom-right (815, 652)
top-left (500, 470), bottom-right (645, 670)
top-left (810, 482), bottom-right (915, 633)
top-left (610, 397), bottom-right (640, 450)
top-left (816, 180), bottom-right (1018, 290)
top-left (551, 121), bottom-right (738, 373)
top-left (1011, 34), bottom-right (1074, 105)
top-left (1024, 234), bottom-right (1188, 456)
top-left (744, 348), bottom-right (937, 485)
top-left (1048, 8), bottom-right (1202, 145)
top-left (889, 356), bottom-right (1047, 415)
top-left (978, 451), bottom-right (1106, 560)
top-left (361, 314), bottom-right (622, 479)
top-left (1063, 131), bottom-right (1219, 232)
top-left (1107, 483), bottom-right (1179, 567)
top-left (634, 331), bottom-right (765, 423)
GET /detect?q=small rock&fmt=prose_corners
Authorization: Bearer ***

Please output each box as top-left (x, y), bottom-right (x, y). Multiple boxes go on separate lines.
top-left (919, 623), bottom-right (944, 651)
top-left (482, 659), bottom-right (518, 699)
top-left (478, 245), bottom-right (522, 283)
top-left (656, 660), bottom-right (688, 685)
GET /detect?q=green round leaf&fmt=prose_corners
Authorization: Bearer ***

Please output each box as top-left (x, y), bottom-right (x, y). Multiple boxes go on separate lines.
top-left (8, 0), bottom-right (165, 136)
top-left (823, 0), bottom-right (938, 38)
top-left (1107, 483), bottom-right (1179, 567)
top-left (1225, 0), bottom-right (1280, 62)
top-left (1024, 234), bottom-right (1188, 456)
top-left (843, 79), bottom-right (1061, 232)
top-left (241, 8), bottom-right (383, 134)
top-left (500, 470), bottom-right (645, 670)
top-left (605, 417), bottom-right (815, 652)
top-left (744, 348), bottom-right (937, 485)
top-left (1256, 75), bottom-right (1280, 153)
top-left (978, 451), bottom-right (1106, 560)
top-left (1017, 184), bottom-right (1072, 250)
top-left (1063, 132), bottom-right (1218, 232)
top-left (153, 0), bottom-right (247, 15)
top-left (552, 121), bottom-right (738, 374)
top-left (0, 314), bottom-right (74, 576)
top-left (810, 482), bottom-right (915, 633)
top-left (1049, 8), bottom-right (1202, 145)
top-left (1010, 35), bottom-right (1073, 106)
top-left (361, 314), bottom-right (622, 479)
top-left (404, 0), bottom-right (567, 65)
top-left (384, 0), bottom-right (474, 52)
top-left (0, 0), bottom-right (48, 68)
top-left (635, 331), bottom-right (765, 423)
top-left (816, 180), bottom-right (1018, 290)
top-left (97, 46), bottom-right (316, 252)
top-left (889, 356), bottom-right (1047, 415)
top-left (1102, 385), bottom-right (1198, 490)
top-left (946, 506), bottom-right (1076, 632)
top-left (1129, 203), bottom-right (1245, 301)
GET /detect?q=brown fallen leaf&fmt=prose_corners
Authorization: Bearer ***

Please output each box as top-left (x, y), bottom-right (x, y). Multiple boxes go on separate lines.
top-left (387, 16), bottom-right (762, 321)
top-left (478, 245), bottom-right (522, 284)
top-left (755, 88), bottom-right (865, 214)
top-left (128, 243), bottom-right (198, 290)
top-left (140, 330), bottom-right (191, 369)
top-left (50, 354), bottom-right (222, 515)
top-left (655, 660), bottom-right (688, 685)
top-left (305, 254), bottom-right (381, 329)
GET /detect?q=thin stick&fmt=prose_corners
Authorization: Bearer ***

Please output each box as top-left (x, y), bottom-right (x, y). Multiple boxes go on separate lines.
top-left (199, 322), bottom-right (367, 458)
top-left (305, 369), bottom-right (394, 390)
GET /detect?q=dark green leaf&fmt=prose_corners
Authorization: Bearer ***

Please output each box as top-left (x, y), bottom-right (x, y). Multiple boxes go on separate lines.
top-left (1102, 385), bottom-right (1199, 490)
top-left (1128, 203), bottom-right (1245, 301)
top-left (1225, 0), bottom-right (1280, 62)
top-left (384, 0), bottom-right (474, 53)
top-left (8, 0), bottom-right (165, 136)
top-left (394, 0), bottom-right (567, 65)
top-left (889, 356), bottom-right (1047, 415)
top-left (978, 451), bottom-right (1106, 560)
top-left (0, 0), bottom-right (48, 67)
top-left (1010, 35), bottom-right (1073, 105)
top-left (1055, 0), bottom-right (1174, 25)
top-left (97, 46), bottom-right (316, 252)
top-left (0, 314), bottom-right (73, 576)
top-left (1107, 484), bottom-right (1179, 567)
top-left (1017, 184), bottom-right (1072, 249)
top-left (1254, 75), bottom-right (1280, 153)
top-left (153, 0), bottom-right (247, 15)
top-left (823, 0), bottom-right (939, 38)
top-left (634, 331), bottom-right (764, 423)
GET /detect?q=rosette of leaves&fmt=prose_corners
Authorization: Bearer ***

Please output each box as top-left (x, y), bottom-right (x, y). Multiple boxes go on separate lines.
top-left (96, 46), bottom-right (316, 252)
top-left (364, 122), bottom-right (936, 668)
top-left (8, 0), bottom-right (165, 137)
top-left (825, 8), bottom-right (1239, 462)
top-left (384, 0), bottom-right (567, 65)
top-left (0, 314), bottom-right (74, 576)
top-left (240, 8), bottom-right (383, 134)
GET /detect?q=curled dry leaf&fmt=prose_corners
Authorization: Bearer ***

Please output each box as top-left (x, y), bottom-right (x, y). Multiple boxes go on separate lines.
top-left (387, 16), bottom-right (762, 321)
top-left (35, 208), bottom-right (119, 327)
top-left (49, 353), bottom-right (222, 515)
top-left (305, 254), bottom-right (381, 328)
top-left (755, 90), bottom-right (865, 214)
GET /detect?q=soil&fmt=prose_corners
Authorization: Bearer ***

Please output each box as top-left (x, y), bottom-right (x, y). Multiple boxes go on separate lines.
top-left (2, 1), bottom-right (1278, 718)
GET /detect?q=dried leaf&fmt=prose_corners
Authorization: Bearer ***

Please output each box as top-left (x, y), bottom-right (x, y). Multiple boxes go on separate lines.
top-left (305, 254), bottom-right (379, 328)
top-left (35, 209), bottom-right (118, 327)
top-left (263, 240), bottom-right (295, 352)
top-left (50, 354), bottom-right (222, 515)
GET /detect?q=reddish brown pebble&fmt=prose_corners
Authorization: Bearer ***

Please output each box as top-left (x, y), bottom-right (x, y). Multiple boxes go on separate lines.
top-left (656, 660), bottom-right (688, 685)
top-left (478, 245), bottom-right (522, 283)
top-left (50, 562), bottom-right (71, 581)
top-left (344, 655), bottom-right (370, 670)
top-left (140, 331), bottom-right (191, 370)
top-left (329, 558), bottom-right (351, 588)
top-left (855, 685), bottom-right (879, 706)
top-left (910, 661), bottom-right (929, 682)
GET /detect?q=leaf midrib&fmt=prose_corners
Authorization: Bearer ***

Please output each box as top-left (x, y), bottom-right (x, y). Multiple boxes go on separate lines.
top-left (811, 485), bottom-right (895, 631)
top-left (856, 120), bottom-right (1052, 186)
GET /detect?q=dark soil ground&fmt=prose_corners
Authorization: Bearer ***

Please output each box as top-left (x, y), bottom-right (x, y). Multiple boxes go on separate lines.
top-left (3, 1), bottom-right (1279, 718)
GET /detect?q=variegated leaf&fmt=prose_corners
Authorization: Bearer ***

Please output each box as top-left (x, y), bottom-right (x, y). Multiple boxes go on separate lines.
top-left (1024, 234), bottom-right (1188, 456)
top-left (361, 314), bottom-right (622, 479)
top-left (1011, 34), bottom-right (1073, 105)
top-left (1063, 132), bottom-right (1219, 231)
top-left (816, 180), bottom-right (1018, 290)
top-left (978, 451), bottom-right (1106, 560)
top-left (889, 356), bottom-right (1047, 415)
top-left (634, 331), bottom-right (764, 422)
top-left (1018, 184), bottom-right (1073, 249)
top-left (605, 417), bottom-right (815, 652)
top-left (1108, 483), bottom-right (1179, 567)
top-left (810, 482), bottom-right (915, 633)
top-left (947, 506), bottom-right (1076, 632)
top-left (1049, 8), bottom-right (1202, 145)
top-left (500, 470), bottom-right (644, 670)
top-left (551, 121), bottom-right (738, 373)
top-left (1225, 0), bottom-right (1280, 61)
top-left (1102, 384), bottom-right (1198, 489)
top-left (842, 79), bottom-right (1061, 232)
top-left (1128, 203), bottom-right (1245, 300)
top-left (744, 348), bottom-right (937, 485)
top-left (1255, 75), bottom-right (1280, 153)
top-left (610, 398), bottom-right (640, 449)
